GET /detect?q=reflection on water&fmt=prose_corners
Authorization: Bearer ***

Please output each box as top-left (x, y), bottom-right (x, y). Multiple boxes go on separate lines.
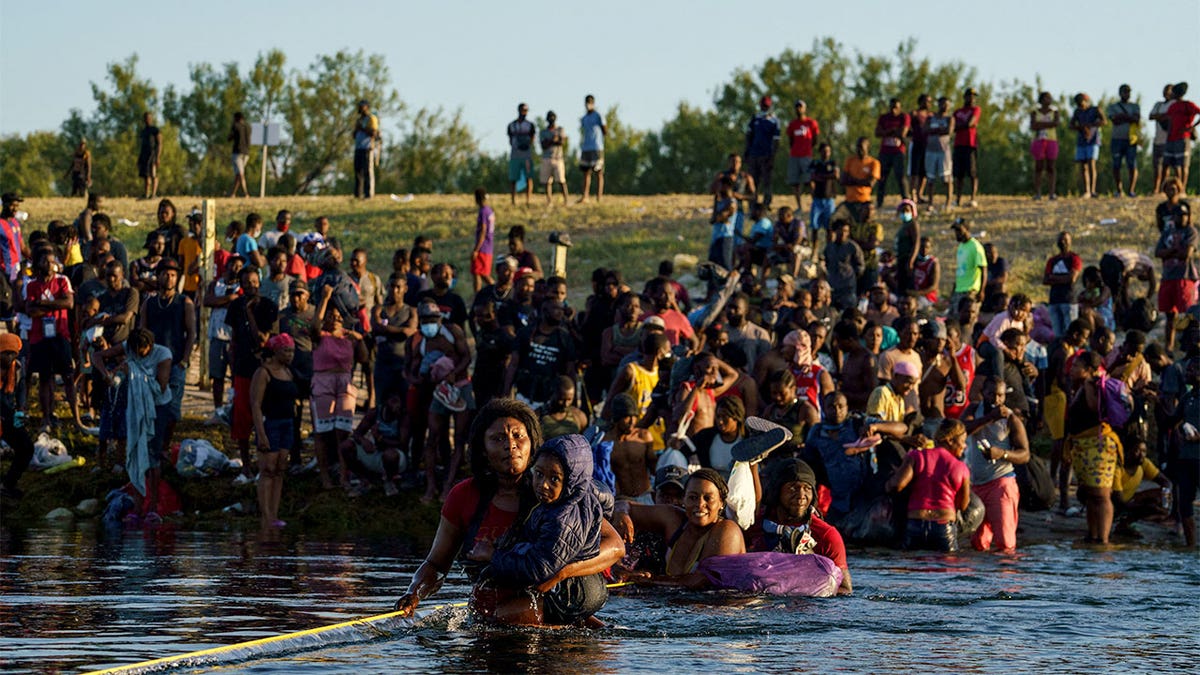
top-left (1, 526), bottom-right (1197, 674)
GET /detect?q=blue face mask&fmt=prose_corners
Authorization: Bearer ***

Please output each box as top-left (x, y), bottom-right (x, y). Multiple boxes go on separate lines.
top-left (900, 212), bottom-right (913, 223)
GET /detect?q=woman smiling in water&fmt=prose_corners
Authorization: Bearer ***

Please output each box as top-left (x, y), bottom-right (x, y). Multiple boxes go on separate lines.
top-left (612, 468), bottom-right (745, 587)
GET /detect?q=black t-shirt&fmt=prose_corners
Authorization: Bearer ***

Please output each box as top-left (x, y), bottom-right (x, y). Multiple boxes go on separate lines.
top-left (139, 125), bottom-right (160, 160)
top-left (1156, 200), bottom-right (1190, 233)
top-left (811, 159), bottom-right (838, 199)
top-left (416, 288), bottom-right (469, 328)
top-left (514, 326), bottom-right (576, 402)
top-left (474, 324), bottom-right (517, 391)
top-left (231, 120), bottom-right (251, 154)
top-left (225, 295), bottom-right (280, 378)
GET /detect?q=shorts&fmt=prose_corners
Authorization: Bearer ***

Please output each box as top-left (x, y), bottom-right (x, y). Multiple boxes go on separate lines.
top-left (29, 337), bottom-right (74, 377)
top-left (232, 153), bottom-right (249, 177)
top-left (908, 143), bottom-right (927, 175)
top-left (1153, 143), bottom-right (1166, 166)
top-left (232, 375), bottom-right (254, 441)
top-left (787, 156), bottom-right (813, 185)
top-left (207, 338), bottom-right (230, 380)
top-left (311, 371), bottom-right (356, 433)
top-left (925, 150), bottom-right (951, 180)
top-left (579, 150), bottom-right (605, 172)
top-left (508, 157), bottom-right (532, 183)
top-left (260, 417), bottom-right (294, 452)
top-left (1168, 458), bottom-right (1198, 519)
top-left (430, 380), bottom-right (477, 416)
top-left (541, 573), bottom-right (608, 624)
top-left (1075, 144), bottom-right (1100, 162)
top-left (904, 519), bottom-right (958, 552)
top-left (1158, 279), bottom-right (1198, 314)
top-left (1164, 139), bottom-right (1191, 168)
top-left (540, 157), bottom-right (566, 183)
top-left (810, 198), bottom-right (835, 230)
top-left (952, 146), bottom-right (976, 179)
top-left (137, 156), bottom-right (157, 179)
top-left (1110, 139), bottom-right (1137, 169)
top-left (1031, 138), bottom-right (1059, 161)
top-left (471, 252), bottom-right (493, 277)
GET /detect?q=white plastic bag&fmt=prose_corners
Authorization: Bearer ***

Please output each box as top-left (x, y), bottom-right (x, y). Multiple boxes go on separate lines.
top-left (30, 433), bottom-right (72, 470)
top-left (726, 461), bottom-right (756, 530)
top-left (175, 439), bottom-right (232, 478)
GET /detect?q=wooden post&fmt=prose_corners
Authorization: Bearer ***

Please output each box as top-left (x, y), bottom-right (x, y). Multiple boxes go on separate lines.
top-left (550, 243), bottom-right (568, 279)
top-left (197, 199), bottom-right (217, 389)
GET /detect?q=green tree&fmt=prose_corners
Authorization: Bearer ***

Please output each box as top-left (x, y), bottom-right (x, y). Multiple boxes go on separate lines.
top-left (0, 132), bottom-right (70, 197)
top-left (163, 61), bottom-right (250, 195)
top-left (385, 106), bottom-right (481, 194)
top-left (275, 50), bottom-right (402, 194)
top-left (639, 103), bottom-right (739, 194)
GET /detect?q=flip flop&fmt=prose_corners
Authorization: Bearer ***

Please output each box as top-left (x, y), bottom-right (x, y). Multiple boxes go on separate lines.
top-left (732, 425), bottom-right (791, 464)
top-left (843, 434), bottom-right (882, 450)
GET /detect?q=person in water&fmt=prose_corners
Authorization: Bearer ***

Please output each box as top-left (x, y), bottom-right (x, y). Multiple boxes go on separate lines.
top-left (746, 459), bottom-right (852, 594)
top-left (468, 434), bottom-right (608, 625)
top-left (612, 468), bottom-right (745, 588)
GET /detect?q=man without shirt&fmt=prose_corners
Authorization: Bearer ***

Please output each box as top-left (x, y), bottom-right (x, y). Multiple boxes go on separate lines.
top-left (603, 393), bottom-right (658, 503)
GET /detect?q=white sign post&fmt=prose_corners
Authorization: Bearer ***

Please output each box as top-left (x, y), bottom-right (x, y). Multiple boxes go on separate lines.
top-left (251, 121), bottom-right (282, 198)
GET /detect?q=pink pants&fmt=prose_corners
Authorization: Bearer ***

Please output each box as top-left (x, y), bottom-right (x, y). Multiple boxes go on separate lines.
top-left (972, 475), bottom-right (1020, 552)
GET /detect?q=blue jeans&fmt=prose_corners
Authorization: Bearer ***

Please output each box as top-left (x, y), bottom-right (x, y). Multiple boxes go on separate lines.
top-left (905, 519), bottom-right (959, 552)
top-left (1047, 303), bottom-right (1077, 337)
top-left (708, 236), bottom-right (734, 272)
top-left (810, 198), bottom-right (835, 232)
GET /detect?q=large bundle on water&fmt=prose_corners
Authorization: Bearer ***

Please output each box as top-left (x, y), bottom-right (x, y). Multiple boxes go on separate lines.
top-left (697, 552), bottom-right (843, 597)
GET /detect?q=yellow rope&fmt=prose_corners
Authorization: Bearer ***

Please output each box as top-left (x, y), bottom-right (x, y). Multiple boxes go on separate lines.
top-left (83, 581), bottom-right (631, 674)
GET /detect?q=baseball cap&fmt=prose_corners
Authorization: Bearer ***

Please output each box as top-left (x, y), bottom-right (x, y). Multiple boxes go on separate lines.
top-left (794, 99), bottom-right (806, 108)
top-left (922, 320), bottom-right (947, 340)
top-left (2, 192), bottom-right (24, 205)
top-left (289, 280), bottom-right (309, 295)
top-left (950, 218), bottom-right (971, 233)
top-left (418, 299), bottom-right (442, 318)
top-left (896, 199), bottom-right (917, 213)
top-left (642, 315), bottom-right (666, 330)
top-left (156, 258), bottom-right (182, 274)
top-left (495, 255), bottom-right (518, 270)
top-left (760, 95), bottom-right (772, 107)
top-left (655, 465), bottom-right (688, 492)
top-left (964, 87), bottom-right (978, 96)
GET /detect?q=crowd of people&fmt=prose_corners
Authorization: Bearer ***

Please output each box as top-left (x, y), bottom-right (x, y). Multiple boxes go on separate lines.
top-left (1, 81), bottom-right (1197, 625)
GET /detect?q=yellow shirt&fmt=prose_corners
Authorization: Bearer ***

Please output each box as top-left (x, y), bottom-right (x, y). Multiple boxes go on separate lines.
top-left (866, 384), bottom-right (905, 423)
top-left (625, 362), bottom-right (659, 417)
top-left (178, 236), bottom-right (202, 293)
top-left (1117, 458), bottom-right (1160, 503)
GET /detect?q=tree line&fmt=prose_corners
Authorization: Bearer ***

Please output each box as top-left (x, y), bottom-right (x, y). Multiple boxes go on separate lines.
top-left (0, 39), bottom-right (1174, 199)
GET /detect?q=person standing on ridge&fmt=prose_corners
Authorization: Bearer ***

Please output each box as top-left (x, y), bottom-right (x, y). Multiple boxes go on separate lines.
top-left (744, 95), bottom-right (781, 208)
top-left (353, 100), bottom-right (380, 199)
top-left (786, 99), bottom-right (819, 212)
top-left (138, 112), bottom-right (162, 200)
top-left (229, 112), bottom-right (251, 198)
top-left (578, 95), bottom-right (607, 203)
top-left (953, 88), bottom-right (981, 208)
top-left (1107, 84), bottom-right (1141, 197)
top-left (508, 103), bottom-right (537, 206)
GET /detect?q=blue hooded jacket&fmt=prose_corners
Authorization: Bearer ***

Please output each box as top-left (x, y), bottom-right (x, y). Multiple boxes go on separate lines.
top-left (489, 434), bottom-right (604, 586)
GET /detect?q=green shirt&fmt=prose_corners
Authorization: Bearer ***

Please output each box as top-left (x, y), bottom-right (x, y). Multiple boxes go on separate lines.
top-left (955, 237), bottom-right (986, 294)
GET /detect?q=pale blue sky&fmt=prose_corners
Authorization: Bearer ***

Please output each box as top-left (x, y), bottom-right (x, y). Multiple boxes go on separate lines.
top-left (3, 0), bottom-right (1198, 153)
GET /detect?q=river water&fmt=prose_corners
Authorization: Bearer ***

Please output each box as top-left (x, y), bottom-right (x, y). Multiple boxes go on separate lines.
top-left (1, 525), bottom-right (1196, 674)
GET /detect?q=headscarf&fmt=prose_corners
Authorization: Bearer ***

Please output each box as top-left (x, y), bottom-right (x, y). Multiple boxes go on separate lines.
top-left (266, 333), bottom-right (294, 352)
top-left (783, 329), bottom-right (813, 369)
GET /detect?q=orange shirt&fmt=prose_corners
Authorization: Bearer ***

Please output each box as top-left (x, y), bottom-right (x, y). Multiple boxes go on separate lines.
top-left (178, 236), bottom-right (203, 293)
top-left (843, 155), bottom-right (880, 204)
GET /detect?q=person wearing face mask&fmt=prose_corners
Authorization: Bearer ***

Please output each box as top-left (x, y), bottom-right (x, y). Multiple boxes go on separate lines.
top-left (894, 199), bottom-right (920, 296)
top-left (747, 458), bottom-right (852, 594)
top-left (259, 210), bottom-right (291, 250)
top-left (410, 299), bottom-right (473, 502)
top-left (504, 299), bottom-right (577, 410)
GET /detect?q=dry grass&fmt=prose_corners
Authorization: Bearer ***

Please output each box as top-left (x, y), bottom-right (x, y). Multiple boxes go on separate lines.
top-left (25, 192), bottom-right (1161, 302)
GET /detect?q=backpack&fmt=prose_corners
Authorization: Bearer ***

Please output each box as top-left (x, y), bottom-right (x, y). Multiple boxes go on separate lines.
top-left (1015, 453), bottom-right (1055, 511)
top-left (1098, 373), bottom-right (1133, 428)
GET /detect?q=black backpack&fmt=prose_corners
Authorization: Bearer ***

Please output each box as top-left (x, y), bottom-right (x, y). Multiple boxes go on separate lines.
top-left (1015, 454), bottom-right (1055, 511)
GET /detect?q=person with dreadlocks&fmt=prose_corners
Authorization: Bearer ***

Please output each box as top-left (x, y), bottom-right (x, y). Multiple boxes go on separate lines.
top-left (745, 458), bottom-right (852, 594)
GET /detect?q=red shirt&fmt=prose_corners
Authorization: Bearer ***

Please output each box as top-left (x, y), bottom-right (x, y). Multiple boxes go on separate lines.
top-left (944, 344), bottom-right (975, 419)
top-left (746, 513), bottom-right (847, 570)
top-left (1167, 100), bottom-right (1200, 142)
top-left (876, 112), bottom-right (911, 155)
top-left (649, 309), bottom-right (694, 347)
top-left (442, 478), bottom-right (519, 551)
top-left (910, 109), bottom-right (932, 145)
top-left (214, 249), bottom-right (231, 279)
top-left (954, 106), bottom-right (981, 147)
top-left (786, 117), bottom-right (820, 158)
top-left (26, 275), bottom-right (73, 343)
top-left (789, 363), bottom-right (826, 412)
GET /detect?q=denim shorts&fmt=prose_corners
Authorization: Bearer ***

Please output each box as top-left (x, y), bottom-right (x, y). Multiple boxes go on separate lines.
top-left (905, 519), bottom-right (959, 552)
top-left (1075, 144), bottom-right (1100, 162)
top-left (1110, 139), bottom-right (1137, 169)
top-left (810, 198), bottom-right (835, 230)
top-left (261, 418), bottom-right (294, 453)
